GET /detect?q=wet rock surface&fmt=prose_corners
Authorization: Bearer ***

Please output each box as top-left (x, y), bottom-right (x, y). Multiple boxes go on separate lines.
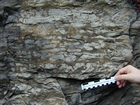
top-left (0, 0), bottom-right (140, 105)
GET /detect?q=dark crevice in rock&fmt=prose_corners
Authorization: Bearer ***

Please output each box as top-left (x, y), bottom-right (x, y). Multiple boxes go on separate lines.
top-left (0, 15), bottom-right (4, 27)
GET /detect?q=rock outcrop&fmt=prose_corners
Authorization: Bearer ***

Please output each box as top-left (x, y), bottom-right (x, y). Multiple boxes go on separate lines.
top-left (0, 0), bottom-right (140, 105)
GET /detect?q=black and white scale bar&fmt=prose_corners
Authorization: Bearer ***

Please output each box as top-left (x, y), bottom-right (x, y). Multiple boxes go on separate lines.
top-left (81, 77), bottom-right (116, 90)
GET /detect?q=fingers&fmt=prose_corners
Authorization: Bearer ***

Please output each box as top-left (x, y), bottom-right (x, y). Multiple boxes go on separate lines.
top-left (115, 65), bottom-right (140, 88)
top-left (116, 80), bottom-right (126, 88)
top-left (115, 74), bottom-right (130, 81)
top-left (115, 66), bottom-right (130, 88)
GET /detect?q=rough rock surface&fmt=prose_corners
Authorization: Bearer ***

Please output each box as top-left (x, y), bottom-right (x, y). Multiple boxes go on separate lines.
top-left (0, 0), bottom-right (140, 105)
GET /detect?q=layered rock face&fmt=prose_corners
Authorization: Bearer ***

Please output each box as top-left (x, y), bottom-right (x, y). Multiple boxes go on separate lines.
top-left (0, 0), bottom-right (140, 105)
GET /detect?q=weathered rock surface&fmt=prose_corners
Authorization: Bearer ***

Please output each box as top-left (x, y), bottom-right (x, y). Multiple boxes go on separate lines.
top-left (0, 0), bottom-right (140, 105)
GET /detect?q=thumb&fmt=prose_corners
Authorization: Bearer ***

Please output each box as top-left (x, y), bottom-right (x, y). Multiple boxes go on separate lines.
top-left (115, 75), bottom-right (130, 81)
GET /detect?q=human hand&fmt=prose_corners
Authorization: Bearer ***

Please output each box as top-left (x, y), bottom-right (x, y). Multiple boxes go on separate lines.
top-left (115, 65), bottom-right (140, 88)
